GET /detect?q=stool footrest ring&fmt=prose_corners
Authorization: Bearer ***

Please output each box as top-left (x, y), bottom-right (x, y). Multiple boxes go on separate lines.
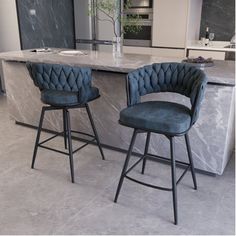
top-left (146, 153), bottom-right (190, 167)
top-left (71, 130), bottom-right (95, 139)
top-left (39, 130), bottom-right (95, 146)
top-left (38, 144), bottom-right (69, 155)
top-left (123, 153), bottom-right (191, 191)
top-left (39, 131), bottom-right (64, 146)
top-left (72, 138), bottom-right (96, 154)
top-left (38, 135), bottom-right (96, 156)
top-left (176, 165), bottom-right (190, 185)
top-left (125, 154), bottom-right (146, 175)
top-left (125, 175), bottom-right (172, 191)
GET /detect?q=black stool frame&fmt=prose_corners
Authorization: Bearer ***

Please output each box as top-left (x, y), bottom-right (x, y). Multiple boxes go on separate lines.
top-left (114, 128), bottom-right (197, 225)
top-left (113, 62), bottom-right (207, 225)
top-left (31, 103), bottom-right (105, 183)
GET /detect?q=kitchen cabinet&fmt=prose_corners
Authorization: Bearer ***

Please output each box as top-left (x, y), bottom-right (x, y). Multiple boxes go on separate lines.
top-left (186, 41), bottom-right (235, 60)
top-left (152, 0), bottom-right (202, 48)
top-left (188, 50), bottom-right (225, 60)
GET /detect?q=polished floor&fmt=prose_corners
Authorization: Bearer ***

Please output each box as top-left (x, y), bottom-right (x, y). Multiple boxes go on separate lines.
top-left (0, 95), bottom-right (235, 235)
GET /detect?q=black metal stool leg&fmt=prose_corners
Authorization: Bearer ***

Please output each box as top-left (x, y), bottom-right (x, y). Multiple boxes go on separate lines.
top-left (85, 104), bottom-right (105, 160)
top-left (31, 107), bottom-right (46, 169)
top-left (141, 132), bottom-right (151, 174)
top-left (185, 133), bottom-right (197, 190)
top-left (65, 109), bottom-right (75, 183)
top-left (114, 129), bottom-right (138, 203)
top-left (170, 137), bottom-right (178, 225)
top-left (63, 109), bottom-right (67, 149)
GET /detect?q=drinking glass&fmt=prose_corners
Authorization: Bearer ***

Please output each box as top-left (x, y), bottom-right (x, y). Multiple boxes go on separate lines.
top-left (209, 33), bottom-right (215, 46)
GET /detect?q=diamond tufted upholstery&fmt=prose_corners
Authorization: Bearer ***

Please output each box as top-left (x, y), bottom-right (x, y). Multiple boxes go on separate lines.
top-left (120, 63), bottom-right (207, 134)
top-left (27, 62), bottom-right (99, 106)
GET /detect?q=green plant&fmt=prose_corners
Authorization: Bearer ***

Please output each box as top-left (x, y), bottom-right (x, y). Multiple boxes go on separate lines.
top-left (89, 0), bottom-right (141, 37)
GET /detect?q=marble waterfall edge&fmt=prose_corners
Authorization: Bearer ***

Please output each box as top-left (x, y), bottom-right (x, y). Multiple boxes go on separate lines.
top-left (1, 59), bottom-right (235, 175)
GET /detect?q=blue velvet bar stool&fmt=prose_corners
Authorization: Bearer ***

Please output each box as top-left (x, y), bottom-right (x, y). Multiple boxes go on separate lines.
top-left (27, 62), bottom-right (105, 183)
top-left (114, 63), bottom-right (207, 224)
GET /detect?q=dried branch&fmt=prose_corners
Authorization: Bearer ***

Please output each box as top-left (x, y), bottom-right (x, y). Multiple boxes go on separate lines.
top-left (88, 0), bottom-right (141, 38)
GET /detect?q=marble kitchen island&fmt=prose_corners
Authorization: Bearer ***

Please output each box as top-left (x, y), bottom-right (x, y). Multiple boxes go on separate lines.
top-left (0, 49), bottom-right (235, 175)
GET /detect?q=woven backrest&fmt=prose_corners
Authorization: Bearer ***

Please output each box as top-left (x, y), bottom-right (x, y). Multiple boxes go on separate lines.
top-left (27, 62), bottom-right (92, 92)
top-left (126, 63), bottom-right (207, 125)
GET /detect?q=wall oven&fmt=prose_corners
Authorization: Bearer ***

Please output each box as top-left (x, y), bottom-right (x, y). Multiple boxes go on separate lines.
top-left (123, 8), bottom-right (153, 47)
top-left (124, 0), bottom-right (153, 8)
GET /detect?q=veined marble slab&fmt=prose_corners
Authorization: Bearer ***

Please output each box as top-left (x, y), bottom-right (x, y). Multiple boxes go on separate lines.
top-left (0, 49), bottom-right (235, 86)
top-left (0, 49), bottom-right (235, 175)
top-left (16, 0), bottom-right (75, 49)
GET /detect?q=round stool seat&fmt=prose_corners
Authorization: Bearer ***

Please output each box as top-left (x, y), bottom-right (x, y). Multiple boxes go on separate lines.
top-left (119, 101), bottom-right (192, 135)
top-left (41, 87), bottom-right (99, 106)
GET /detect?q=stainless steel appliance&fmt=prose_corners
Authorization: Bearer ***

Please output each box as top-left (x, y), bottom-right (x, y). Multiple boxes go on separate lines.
top-left (74, 0), bottom-right (120, 51)
top-left (124, 0), bottom-right (153, 8)
top-left (123, 8), bottom-right (153, 47)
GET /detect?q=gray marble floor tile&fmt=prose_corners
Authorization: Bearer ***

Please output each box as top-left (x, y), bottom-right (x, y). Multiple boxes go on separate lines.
top-left (0, 95), bottom-right (234, 235)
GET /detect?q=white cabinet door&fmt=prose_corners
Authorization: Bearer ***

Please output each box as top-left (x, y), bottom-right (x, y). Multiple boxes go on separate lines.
top-left (152, 0), bottom-right (189, 48)
top-left (188, 50), bottom-right (226, 60)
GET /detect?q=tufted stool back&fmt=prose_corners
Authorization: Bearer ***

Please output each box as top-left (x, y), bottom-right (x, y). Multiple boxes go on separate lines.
top-left (126, 63), bottom-right (207, 125)
top-left (27, 62), bottom-right (93, 92)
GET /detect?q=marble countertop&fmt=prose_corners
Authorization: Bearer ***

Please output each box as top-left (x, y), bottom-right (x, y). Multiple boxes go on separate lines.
top-left (0, 49), bottom-right (235, 86)
top-left (187, 40), bottom-right (235, 52)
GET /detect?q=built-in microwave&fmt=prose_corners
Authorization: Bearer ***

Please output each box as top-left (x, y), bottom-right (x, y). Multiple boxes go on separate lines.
top-left (123, 8), bottom-right (153, 47)
top-left (124, 0), bottom-right (153, 8)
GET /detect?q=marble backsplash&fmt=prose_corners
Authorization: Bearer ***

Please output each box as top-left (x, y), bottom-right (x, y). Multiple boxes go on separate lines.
top-left (200, 0), bottom-right (235, 41)
top-left (16, 0), bottom-right (75, 49)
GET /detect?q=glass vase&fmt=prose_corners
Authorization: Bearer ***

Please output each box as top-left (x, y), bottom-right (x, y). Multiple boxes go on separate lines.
top-left (112, 37), bottom-right (123, 58)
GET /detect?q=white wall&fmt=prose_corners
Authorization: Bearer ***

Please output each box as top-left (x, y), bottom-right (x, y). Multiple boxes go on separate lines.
top-left (186, 0), bottom-right (203, 42)
top-left (0, 0), bottom-right (21, 52)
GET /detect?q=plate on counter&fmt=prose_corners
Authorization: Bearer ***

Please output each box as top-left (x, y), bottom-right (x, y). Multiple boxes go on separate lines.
top-left (59, 50), bottom-right (87, 56)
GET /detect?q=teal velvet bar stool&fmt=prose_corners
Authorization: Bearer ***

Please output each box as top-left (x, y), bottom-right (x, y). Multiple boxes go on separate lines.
top-left (27, 62), bottom-right (105, 183)
top-left (114, 63), bottom-right (207, 224)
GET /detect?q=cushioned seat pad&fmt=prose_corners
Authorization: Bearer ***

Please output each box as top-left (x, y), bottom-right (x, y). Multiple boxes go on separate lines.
top-left (41, 87), bottom-right (99, 106)
top-left (120, 101), bottom-right (192, 135)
